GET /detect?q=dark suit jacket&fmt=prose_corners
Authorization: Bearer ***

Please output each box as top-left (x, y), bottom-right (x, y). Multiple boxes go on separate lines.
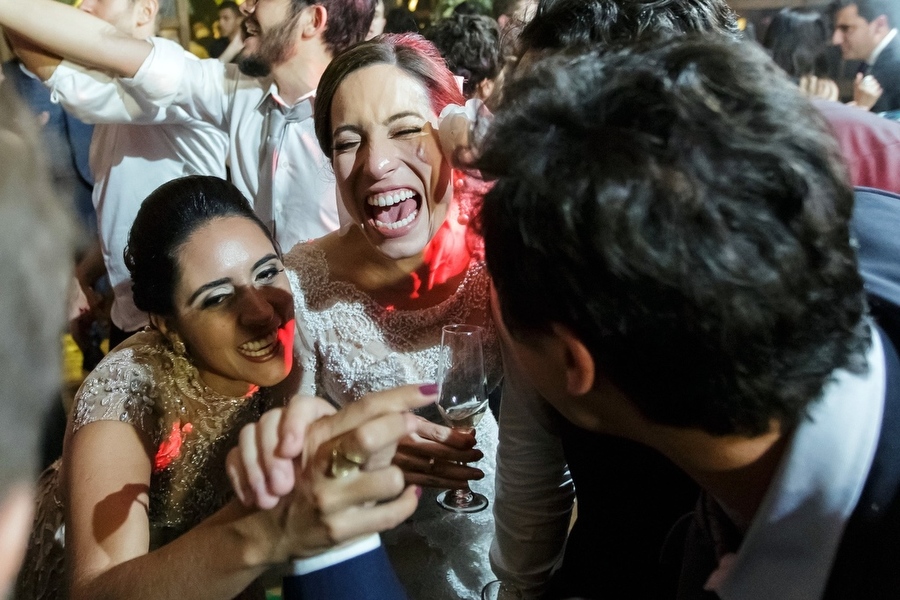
top-left (282, 545), bottom-right (407, 600)
top-left (667, 320), bottom-right (900, 600)
top-left (870, 34), bottom-right (900, 114)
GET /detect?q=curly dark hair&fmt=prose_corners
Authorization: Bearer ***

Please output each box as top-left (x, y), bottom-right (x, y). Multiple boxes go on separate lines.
top-left (125, 176), bottom-right (276, 316)
top-left (518, 0), bottom-right (739, 53)
top-left (477, 37), bottom-right (869, 436)
top-left (426, 13), bottom-right (500, 98)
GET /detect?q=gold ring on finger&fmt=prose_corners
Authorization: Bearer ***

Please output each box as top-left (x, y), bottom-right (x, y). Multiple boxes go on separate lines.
top-left (329, 447), bottom-right (362, 478)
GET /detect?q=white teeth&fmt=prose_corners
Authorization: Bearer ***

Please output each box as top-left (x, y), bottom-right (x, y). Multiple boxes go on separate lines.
top-left (239, 331), bottom-right (277, 356)
top-left (367, 189), bottom-right (415, 207)
top-left (375, 209), bottom-right (419, 230)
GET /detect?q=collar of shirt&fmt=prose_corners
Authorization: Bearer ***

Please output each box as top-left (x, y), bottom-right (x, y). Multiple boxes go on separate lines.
top-left (711, 322), bottom-right (886, 600)
top-left (868, 28), bottom-right (898, 66)
top-left (255, 82), bottom-right (316, 114)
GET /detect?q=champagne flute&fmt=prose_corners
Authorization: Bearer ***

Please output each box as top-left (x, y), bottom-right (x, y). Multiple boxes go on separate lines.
top-left (435, 324), bottom-right (489, 513)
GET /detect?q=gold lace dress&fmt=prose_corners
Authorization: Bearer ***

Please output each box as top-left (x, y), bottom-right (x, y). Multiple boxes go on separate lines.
top-left (15, 330), bottom-right (275, 600)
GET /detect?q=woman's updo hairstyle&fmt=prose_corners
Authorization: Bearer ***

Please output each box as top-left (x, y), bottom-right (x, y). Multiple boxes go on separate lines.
top-left (125, 175), bottom-right (275, 316)
top-left (314, 33), bottom-right (466, 157)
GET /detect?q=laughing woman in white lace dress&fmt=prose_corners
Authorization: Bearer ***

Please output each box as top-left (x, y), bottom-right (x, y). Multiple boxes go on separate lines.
top-left (237, 35), bottom-right (502, 599)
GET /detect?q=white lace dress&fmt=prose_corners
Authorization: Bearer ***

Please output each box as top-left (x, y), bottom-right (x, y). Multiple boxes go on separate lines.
top-left (285, 243), bottom-right (503, 600)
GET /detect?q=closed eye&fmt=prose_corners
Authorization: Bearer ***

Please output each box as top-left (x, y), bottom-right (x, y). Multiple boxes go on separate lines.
top-left (256, 266), bottom-right (284, 284)
top-left (201, 292), bottom-right (231, 309)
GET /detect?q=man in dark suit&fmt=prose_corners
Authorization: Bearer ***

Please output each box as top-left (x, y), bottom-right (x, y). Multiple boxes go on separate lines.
top-left (832, 0), bottom-right (900, 113)
top-left (478, 36), bottom-right (900, 599)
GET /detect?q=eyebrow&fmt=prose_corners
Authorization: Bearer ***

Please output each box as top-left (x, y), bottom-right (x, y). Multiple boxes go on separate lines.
top-left (332, 111), bottom-right (427, 138)
top-left (186, 253), bottom-right (279, 305)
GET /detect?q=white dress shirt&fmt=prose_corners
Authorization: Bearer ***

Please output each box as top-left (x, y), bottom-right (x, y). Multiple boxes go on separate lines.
top-left (48, 56), bottom-right (229, 332)
top-left (708, 324), bottom-right (886, 599)
top-left (121, 37), bottom-right (340, 252)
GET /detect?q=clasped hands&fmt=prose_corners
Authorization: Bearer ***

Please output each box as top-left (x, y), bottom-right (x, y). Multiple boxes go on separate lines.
top-left (225, 385), bottom-right (485, 560)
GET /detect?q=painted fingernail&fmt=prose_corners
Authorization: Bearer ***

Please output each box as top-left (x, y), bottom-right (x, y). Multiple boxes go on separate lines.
top-left (415, 485), bottom-right (423, 499)
top-left (419, 383), bottom-right (439, 396)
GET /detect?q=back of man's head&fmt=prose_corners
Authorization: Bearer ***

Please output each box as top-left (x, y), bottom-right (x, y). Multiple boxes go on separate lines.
top-left (314, 0), bottom-right (377, 56)
top-left (478, 36), bottom-right (869, 437)
top-left (0, 81), bottom-right (72, 591)
top-left (518, 0), bottom-right (739, 54)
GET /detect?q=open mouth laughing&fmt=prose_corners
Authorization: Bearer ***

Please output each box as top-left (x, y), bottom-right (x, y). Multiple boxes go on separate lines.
top-left (238, 329), bottom-right (279, 360)
top-left (366, 188), bottom-right (421, 235)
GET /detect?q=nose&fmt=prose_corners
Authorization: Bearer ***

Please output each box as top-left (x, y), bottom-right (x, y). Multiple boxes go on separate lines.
top-left (832, 29), bottom-right (843, 46)
top-left (240, 0), bottom-right (255, 16)
top-left (362, 136), bottom-right (399, 180)
top-left (79, 0), bottom-right (96, 14)
top-left (237, 286), bottom-right (277, 328)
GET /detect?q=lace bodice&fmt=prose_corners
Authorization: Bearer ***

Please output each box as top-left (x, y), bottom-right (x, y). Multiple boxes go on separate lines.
top-left (16, 331), bottom-right (273, 600)
top-left (285, 243), bottom-right (502, 404)
top-left (285, 243), bottom-right (503, 599)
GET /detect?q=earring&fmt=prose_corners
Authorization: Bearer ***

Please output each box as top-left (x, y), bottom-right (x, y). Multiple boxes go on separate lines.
top-left (171, 336), bottom-right (187, 357)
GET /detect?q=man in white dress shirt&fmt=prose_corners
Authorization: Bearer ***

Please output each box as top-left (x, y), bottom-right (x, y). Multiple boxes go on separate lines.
top-left (0, 0), bottom-right (374, 341)
top-left (4, 0), bottom-right (230, 344)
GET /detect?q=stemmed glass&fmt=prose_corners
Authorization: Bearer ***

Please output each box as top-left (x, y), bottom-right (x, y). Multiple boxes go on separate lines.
top-left (435, 324), bottom-right (489, 513)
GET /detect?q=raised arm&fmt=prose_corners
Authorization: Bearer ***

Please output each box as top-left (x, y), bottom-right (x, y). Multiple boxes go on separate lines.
top-left (0, 0), bottom-right (151, 78)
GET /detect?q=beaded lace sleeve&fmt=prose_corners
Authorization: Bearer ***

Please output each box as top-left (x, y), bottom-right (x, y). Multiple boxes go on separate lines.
top-left (70, 344), bottom-right (158, 437)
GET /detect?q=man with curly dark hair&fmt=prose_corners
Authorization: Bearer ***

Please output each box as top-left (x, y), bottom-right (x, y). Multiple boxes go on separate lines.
top-left (479, 36), bottom-right (900, 600)
top-left (427, 13), bottom-right (500, 99)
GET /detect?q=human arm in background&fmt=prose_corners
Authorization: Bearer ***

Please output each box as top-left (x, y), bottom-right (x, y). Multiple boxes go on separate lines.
top-left (218, 33), bottom-right (244, 64)
top-left (0, 0), bottom-right (150, 78)
top-left (488, 295), bottom-right (576, 599)
top-left (1, 1), bottom-right (229, 126)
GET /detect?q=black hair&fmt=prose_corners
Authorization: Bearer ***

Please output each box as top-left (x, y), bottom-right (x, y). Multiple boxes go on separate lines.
top-left (518, 0), bottom-right (739, 54)
top-left (125, 175), bottom-right (275, 316)
top-left (384, 7), bottom-right (419, 34)
top-left (218, 0), bottom-right (241, 16)
top-left (763, 8), bottom-right (831, 78)
top-left (477, 37), bottom-right (869, 436)
top-left (426, 13), bottom-right (500, 98)
top-left (291, 0), bottom-right (375, 56)
top-left (831, 0), bottom-right (898, 25)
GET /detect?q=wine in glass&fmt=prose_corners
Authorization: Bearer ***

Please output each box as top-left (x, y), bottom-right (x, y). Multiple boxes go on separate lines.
top-left (435, 324), bottom-right (489, 513)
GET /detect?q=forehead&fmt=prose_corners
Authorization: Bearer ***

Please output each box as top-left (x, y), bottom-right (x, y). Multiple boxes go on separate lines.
top-left (835, 4), bottom-right (863, 24)
top-left (332, 64), bottom-right (433, 125)
top-left (176, 217), bottom-right (274, 287)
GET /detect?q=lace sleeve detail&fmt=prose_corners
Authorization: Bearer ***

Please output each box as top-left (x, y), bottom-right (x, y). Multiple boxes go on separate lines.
top-left (287, 267), bottom-right (322, 397)
top-left (71, 345), bottom-right (159, 436)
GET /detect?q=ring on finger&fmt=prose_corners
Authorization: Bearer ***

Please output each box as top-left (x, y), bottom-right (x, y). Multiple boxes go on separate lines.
top-left (329, 445), bottom-right (366, 478)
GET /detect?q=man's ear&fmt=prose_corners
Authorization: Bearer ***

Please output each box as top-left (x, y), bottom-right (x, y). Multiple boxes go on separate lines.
top-left (551, 323), bottom-right (595, 396)
top-left (301, 5), bottom-right (328, 39)
top-left (872, 14), bottom-right (891, 36)
top-left (0, 485), bottom-right (34, 595)
top-left (135, 0), bottom-right (159, 29)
